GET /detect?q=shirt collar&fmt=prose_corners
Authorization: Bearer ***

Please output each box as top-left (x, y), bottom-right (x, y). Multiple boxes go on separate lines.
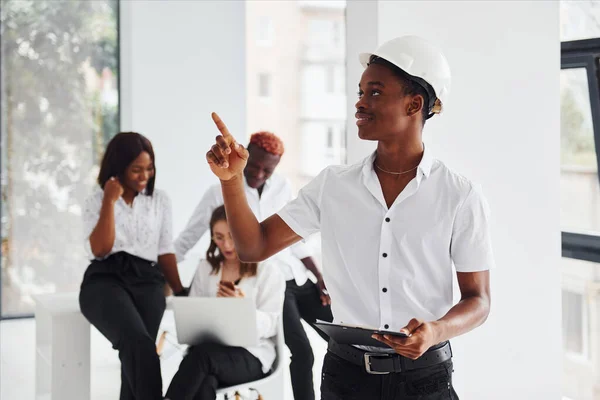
top-left (418, 144), bottom-right (433, 179)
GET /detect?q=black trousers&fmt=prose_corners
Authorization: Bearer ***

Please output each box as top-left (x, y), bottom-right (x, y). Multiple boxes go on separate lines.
top-left (165, 343), bottom-right (264, 400)
top-left (321, 351), bottom-right (459, 400)
top-left (283, 280), bottom-right (334, 400)
top-left (79, 252), bottom-right (166, 400)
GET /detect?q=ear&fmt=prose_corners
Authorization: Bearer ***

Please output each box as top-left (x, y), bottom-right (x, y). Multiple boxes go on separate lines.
top-left (406, 95), bottom-right (424, 117)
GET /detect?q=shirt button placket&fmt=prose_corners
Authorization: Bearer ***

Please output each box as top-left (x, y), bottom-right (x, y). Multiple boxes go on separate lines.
top-left (379, 213), bottom-right (393, 331)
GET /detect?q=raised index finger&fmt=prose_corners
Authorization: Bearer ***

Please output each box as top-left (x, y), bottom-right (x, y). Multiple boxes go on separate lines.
top-left (211, 112), bottom-right (235, 145)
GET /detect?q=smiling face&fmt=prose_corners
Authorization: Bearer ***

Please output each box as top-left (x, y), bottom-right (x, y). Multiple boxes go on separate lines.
top-left (243, 144), bottom-right (281, 189)
top-left (122, 151), bottom-right (155, 193)
top-left (355, 62), bottom-right (425, 142)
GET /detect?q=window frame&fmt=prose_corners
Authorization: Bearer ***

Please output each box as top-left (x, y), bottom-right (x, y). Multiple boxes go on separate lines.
top-left (256, 16), bottom-right (274, 47)
top-left (561, 287), bottom-right (591, 362)
top-left (258, 72), bottom-right (272, 99)
top-left (561, 38), bottom-right (600, 263)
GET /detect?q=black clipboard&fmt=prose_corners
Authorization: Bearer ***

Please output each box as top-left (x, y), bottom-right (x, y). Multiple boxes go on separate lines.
top-left (314, 320), bottom-right (410, 348)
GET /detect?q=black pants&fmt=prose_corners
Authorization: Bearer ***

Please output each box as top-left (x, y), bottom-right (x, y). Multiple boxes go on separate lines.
top-left (165, 343), bottom-right (264, 400)
top-left (284, 280), bottom-right (334, 400)
top-left (79, 252), bottom-right (166, 400)
top-left (321, 351), bottom-right (459, 400)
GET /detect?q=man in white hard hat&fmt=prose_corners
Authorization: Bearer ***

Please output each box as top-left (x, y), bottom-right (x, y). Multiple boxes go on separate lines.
top-left (204, 36), bottom-right (493, 399)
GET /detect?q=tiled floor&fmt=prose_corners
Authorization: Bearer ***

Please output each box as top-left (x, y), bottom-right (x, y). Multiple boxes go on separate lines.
top-left (1, 312), bottom-right (327, 399)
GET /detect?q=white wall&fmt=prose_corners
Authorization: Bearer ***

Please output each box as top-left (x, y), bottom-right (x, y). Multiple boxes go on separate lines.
top-left (345, 0), bottom-right (378, 163)
top-left (347, 1), bottom-right (561, 398)
top-left (120, 0), bottom-right (246, 278)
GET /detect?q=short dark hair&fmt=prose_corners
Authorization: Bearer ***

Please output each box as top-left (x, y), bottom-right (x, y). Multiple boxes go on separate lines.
top-left (369, 55), bottom-right (434, 126)
top-left (97, 132), bottom-right (156, 195)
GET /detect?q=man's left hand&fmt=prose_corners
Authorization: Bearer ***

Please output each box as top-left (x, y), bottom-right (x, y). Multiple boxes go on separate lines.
top-left (316, 276), bottom-right (331, 306)
top-left (372, 318), bottom-right (439, 360)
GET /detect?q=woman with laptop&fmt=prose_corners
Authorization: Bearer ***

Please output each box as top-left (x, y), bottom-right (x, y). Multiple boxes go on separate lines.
top-left (165, 205), bottom-right (285, 400)
top-left (79, 132), bottom-right (186, 400)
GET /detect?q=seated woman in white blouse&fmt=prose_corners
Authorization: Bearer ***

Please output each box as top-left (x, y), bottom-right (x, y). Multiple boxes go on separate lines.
top-left (79, 132), bottom-right (186, 400)
top-left (165, 205), bottom-right (285, 400)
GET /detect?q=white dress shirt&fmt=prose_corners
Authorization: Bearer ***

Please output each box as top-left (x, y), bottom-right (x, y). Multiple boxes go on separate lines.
top-left (175, 174), bottom-right (312, 285)
top-left (278, 148), bottom-right (495, 336)
top-left (82, 187), bottom-right (175, 262)
top-left (188, 260), bottom-right (285, 373)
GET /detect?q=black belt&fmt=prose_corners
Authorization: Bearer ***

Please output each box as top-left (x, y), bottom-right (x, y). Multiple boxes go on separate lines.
top-left (82, 252), bottom-right (163, 286)
top-left (327, 339), bottom-right (452, 375)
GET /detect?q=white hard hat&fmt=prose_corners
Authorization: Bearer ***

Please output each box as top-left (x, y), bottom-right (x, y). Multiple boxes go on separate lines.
top-left (359, 36), bottom-right (451, 117)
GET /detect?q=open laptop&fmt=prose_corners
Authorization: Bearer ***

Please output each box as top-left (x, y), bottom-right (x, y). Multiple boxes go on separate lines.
top-left (170, 297), bottom-right (258, 347)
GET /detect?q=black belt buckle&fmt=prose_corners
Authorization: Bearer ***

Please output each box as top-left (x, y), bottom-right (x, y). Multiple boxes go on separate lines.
top-left (363, 352), bottom-right (392, 375)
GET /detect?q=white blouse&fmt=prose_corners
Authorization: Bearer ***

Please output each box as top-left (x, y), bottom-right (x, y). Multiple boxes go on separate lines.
top-left (82, 186), bottom-right (175, 262)
top-left (189, 259), bottom-right (285, 374)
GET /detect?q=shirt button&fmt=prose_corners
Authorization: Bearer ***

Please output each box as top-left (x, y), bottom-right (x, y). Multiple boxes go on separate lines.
top-left (385, 217), bottom-right (390, 222)
top-left (384, 324), bottom-right (389, 329)
top-left (382, 288), bottom-right (387, 293)
top-left (382, 253), bottom-right (388, 258)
